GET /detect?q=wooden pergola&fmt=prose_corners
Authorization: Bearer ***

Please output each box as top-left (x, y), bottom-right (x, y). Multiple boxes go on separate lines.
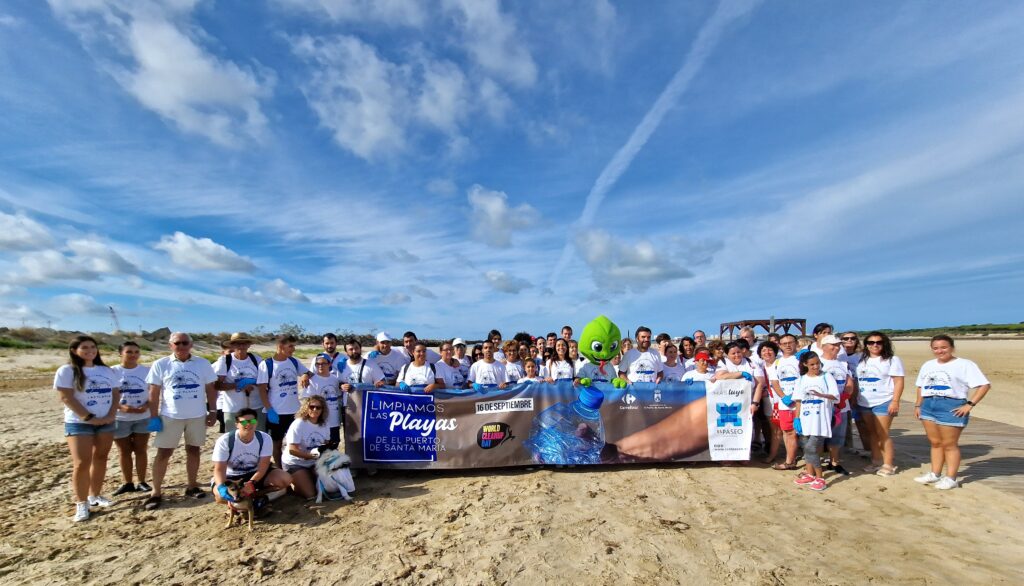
top-left (720, 318), bottom-right (806, 340)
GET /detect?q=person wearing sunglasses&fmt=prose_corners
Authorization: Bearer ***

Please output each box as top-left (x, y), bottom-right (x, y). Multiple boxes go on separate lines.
top-left (143, 332), bottom-right (218, 510)
top-left (212, 408), bottom-right (291, 506)
top-left (302, 357), bottom-right (343, 444)
top-left (282, 396), bottom-right (331, 499)
top-left (855, 331), bottom-right (905, 476)
top-left (436, 341), bottom-right (468, 389)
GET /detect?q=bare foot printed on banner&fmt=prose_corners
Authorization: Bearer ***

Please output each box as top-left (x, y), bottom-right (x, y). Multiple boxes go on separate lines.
top-left (602, 398), bottom-right (709, 463)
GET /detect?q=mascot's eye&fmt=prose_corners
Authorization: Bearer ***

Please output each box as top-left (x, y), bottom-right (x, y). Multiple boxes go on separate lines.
top-left (610, 341), bottom-right (618, 352)
top-left (590, 341), bottom-right (603, 353)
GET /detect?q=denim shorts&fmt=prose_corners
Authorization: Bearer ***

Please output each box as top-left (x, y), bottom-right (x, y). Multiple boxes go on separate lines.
top-left (65, 421), bottom-right (116, 437)
top-left (114, 418), bottom-right (151, 439)
top-left (857, 399), bottom-right (892, 416)
top-left (919, 396), bottom-right (970, 428)
top-left (827, 411), bottom-right (848, 448)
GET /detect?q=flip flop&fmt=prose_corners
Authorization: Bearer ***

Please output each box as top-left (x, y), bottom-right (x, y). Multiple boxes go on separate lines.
top-left (143, 495), bottom-right (162, 510)
top-left (184, 487), bottom-right (207, 499)
top-left (875, 465), bottom-right (898, 477)
top-left (772, 462), bottom-right (799, 471)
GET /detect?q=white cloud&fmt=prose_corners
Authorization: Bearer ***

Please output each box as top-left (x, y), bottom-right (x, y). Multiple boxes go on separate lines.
top-left (467, 184), bottom-right (539, 248)
top-left (409, 285), bottom-right (437, 299)
top-left (383, 248), bottom-right (420, 263)
top-left (275, 0), bottom-right (427, 27)
top-left (66, 238), bottom-right (140, 274)
top-left (52, 293), bottom-right (108, 315)
top-left (477, 77), bottom-right (512, 121)
top-left (574, 230), bottom-right (693, 293)
top-left (262, 278), bottom-right (311, 303)
top-left (380, 292), bottom-right (411, 305)
top-left (0, 212), bottom-right (55, 251)
top-left (49, 0), bottom-right (273, 147)
top-left (154, 231), bottom-right (256, 272)
top-left (0, 14), bottom-right (22, 28)
top-left (0, 303), bottom-right (54, 325)
top-left (484, 270), bottom-right (532, 294)
top-left (426, 178), bottom-right (457, 197)
top-left (416, 58), bottom-right (470, 133)
top-left (14, 241), bottom-right (140, 284)
top-left (443, 0), bottom-right (537, 87)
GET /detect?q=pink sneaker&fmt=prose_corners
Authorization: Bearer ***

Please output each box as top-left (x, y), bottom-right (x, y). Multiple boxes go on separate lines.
top-left (808, 477), bottom-right (827, 491)
top-left (794, 473), bottom-right (816, 486)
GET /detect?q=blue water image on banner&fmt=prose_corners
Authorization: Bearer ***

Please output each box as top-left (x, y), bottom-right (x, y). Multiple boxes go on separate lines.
top-left (362, 390), bottom-right (441, 463)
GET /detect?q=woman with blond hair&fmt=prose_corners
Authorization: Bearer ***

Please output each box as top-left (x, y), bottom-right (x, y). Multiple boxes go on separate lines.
top-left (282, 395), bottom-right (331, 499)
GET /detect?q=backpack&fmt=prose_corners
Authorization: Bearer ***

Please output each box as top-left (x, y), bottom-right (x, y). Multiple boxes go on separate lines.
top-left (264, 356), bottom-right (300, 381)
top-left (225, 353), bottom-right (259, 372)
top-left (398, 362), bottom-right (436, 385)
top-left (227, 430), bottom-right (265, 459)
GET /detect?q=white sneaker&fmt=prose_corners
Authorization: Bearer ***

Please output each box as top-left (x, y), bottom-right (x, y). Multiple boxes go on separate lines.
top-left (914, 471), bottom-right (941, 484)
top-left (73, 502), bottom-right (90, 522)
top-left (934, 476), bottom-right (960, 490)
top-left (88, 495), bottom-right (113, 508)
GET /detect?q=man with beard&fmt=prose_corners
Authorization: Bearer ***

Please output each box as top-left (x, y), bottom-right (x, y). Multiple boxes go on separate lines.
top-left (396, 331), bottom-right (441, 364)
top-left (618, 327), bottom-right (664, 384)
top-left (468, 341), bottom-right (508, 390)
top-left (370, 332), bottom-right (408, 385)
top-left (338, 338), bottom-right (385, 389)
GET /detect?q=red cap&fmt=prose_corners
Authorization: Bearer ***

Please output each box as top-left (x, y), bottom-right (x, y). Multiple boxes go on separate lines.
top-left (695, 351), bottom-right (711, 361)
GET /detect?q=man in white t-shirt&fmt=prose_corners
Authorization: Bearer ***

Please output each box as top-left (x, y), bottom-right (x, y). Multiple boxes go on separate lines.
top-left (144, 332), bottom-right (218, 510)
top-left (213, 332), bottom-right (264, 431)
top-left (339, 338), bottom-right (386, 389)
top-left (396, 331), bottom-right (441, 364)
top-left (693, 330), bottom-right (707, 347)
top-left (370, 332), bottom-right (408, 385)
top-left (211, 408), bottom-right (292, 506)
top-left (468, 341), bottom-right (508, 389)
top-left (619, 327), bottom-right (664, 384)
top-left (308, 332), bottom-right (347, 373)
top-left (809, 322), bottom-right (848, 359)
top-left (257, 334), bottom-right (312, 467)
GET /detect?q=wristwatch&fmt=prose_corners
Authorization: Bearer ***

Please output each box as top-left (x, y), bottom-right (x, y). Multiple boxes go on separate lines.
top-left (84, 413), bottom-right (95, 421)
top-left (966, 400), bottom-right (976, 406)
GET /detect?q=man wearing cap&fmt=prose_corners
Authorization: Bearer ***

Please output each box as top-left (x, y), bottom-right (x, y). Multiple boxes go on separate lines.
top-left (213, 333), bottom-right (265, 431)
top-left (819, 334), bottom-right (856, 475)
top-left (452, 338), bottom-right (471, 380)
top-left (396, 331), bottom-right (440, 364)
top-left (370, 332), bottom-right (408, 385)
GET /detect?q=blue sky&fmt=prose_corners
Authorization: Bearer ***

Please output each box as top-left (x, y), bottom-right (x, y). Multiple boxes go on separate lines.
top-left (1, 0), bottom-right (1023, 339)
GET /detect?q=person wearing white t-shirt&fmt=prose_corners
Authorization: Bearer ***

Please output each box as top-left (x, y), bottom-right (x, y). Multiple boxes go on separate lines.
top-left (618, 327), bottom-right (664, 384)
top-left (396, 331), bottom-right (441, 364)
top-left (303, 356), bottom-right (344, 444)
top-left (307, 332), bottom-right (347, 373)
top-left (144, 333), bottom-right (217, 511)
top-left (660, 344), bottom-right (687, 382)
top-left (469, 341), bottom-right (508, 390)
top-left (913, 335), bottom-right (992, 490)
top-left (453, 338), bottom-right (471, 380)
top-left (436, 341), bottom-right (468, 389)
top-left (854, 331), bottom-right (905, 476)
top-left (713, 342), bottom-right (765, 416)
top-left (487, 330), bottom-right (507, 362)
top-left (257, 334), bottom-right (312, 467)
top-left (369, 332), bottom-right (408, 385)
top-left (545, 339), bottom-right (576, 383)
top-left (819, 335), bottom-right (855, 476)
top-left (681, 351), bottom-right (713, 382)
top-left (55, 335), bottom-right (121, 522)
top-left (212, 408), bottom-right (292, 506)
top-left (397, 342), bottom-right (445, 393)
top-left (111, 341), bottom-right (152, 496)
top-left (768, 334), bottom-right (801, 470)
top-left (213, 332), bottom-right (264, 431)
top-left (756, 342), bottom-right (782, 464)
top-left (792, 352), bottom-right (839, 492)
top-left (502, 340), bottom-right (526, 384)
top-left (339, 339), bottom-right (386, 389)
top-left (282, 396), bottom-right (331, 499)
top-left (809, 322), bottom-right (848, 360)
top-left (519, 359), bottom-right (543, 383)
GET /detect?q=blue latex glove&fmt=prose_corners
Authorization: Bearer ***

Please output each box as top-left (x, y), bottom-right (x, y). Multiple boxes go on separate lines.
top-left (146, 417), bottom-right (163, 433)
top-left (266, 408), bottom-right (280, 424)
top-left (216, 484), bottom-right (235, 502)
top-left (781, 395), bottom-right (794, 407)
top-left (235, 377), bottom-right (257, 392)
top-left (368, 350), bottom-right (380, 359)
top-left (740, 371), bottom-right (754, 382)
top-left (472, 383), bottom-right (484, 392)
top-left (398, 382), bottom-right (410, 391)
top-left (794, 417), bottom-right (803, 435)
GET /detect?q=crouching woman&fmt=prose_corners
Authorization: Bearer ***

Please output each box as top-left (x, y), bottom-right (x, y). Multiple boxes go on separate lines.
top-left (212, 408), bottom-right (292, 503)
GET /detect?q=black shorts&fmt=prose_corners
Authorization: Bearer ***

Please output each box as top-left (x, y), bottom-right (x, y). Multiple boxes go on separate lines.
top-left (329, 426), bottom-right (340, 445)
top-left (267, 413), bottom-right (295, 441)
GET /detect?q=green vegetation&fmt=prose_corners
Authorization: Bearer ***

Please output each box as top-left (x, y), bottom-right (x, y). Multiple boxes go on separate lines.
top-left (0, 337), bottom-right (34, 349)
top-left (871, 322), bottom-right (1024, 337)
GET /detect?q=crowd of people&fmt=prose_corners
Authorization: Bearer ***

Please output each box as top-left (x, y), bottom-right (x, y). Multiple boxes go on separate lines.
top-left (55, 322), bottom-right (992, 521)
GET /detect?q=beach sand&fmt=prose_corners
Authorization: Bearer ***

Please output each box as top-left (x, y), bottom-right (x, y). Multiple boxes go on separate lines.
top-left (0, 340), bottom-right (1021, 584)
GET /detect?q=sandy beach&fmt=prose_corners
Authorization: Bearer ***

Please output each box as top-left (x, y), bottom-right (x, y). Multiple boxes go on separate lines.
top-left (0, 339), bottom-right (1021, 584)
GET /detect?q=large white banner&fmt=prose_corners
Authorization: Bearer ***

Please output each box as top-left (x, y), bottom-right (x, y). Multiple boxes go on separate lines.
top-left (705, 379), bottom-right (753, 461)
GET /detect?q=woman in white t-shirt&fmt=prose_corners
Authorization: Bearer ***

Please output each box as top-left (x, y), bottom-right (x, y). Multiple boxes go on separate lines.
top-left (397, 342), bottom-right (445, 393)
top-left (54, 335), bottom-right (121, 522)
top-left (435, 341), bottom-right (468, 389)
top-left (681, 350), bottom-right (713, 382)
top-left (913, 335), bottom-right (992, 490)
top-left (302, 356), bottom-right (343, 444)
top-left (503, 341), bottom-right (526, 384)
top-left (854, 331), bottom-right (905, 476)
top-left (111, 341), bottom-right (152, 497)
top-left (659, 344), bottom-right (687, 382)
top-left (713, 342), bottom-right (765, 416)
top-left (212, 408), bottom-right (292, 505)
top-left (282, 396), bottom-right (331, 499)
top-left (545, 339), bottom-right (575, 383)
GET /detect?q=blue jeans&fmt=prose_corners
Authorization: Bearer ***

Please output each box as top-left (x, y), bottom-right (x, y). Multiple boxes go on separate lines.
top-left (919, 396), bottom-right (969, 428)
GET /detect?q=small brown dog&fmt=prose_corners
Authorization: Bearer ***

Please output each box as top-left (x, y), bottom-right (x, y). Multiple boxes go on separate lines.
top-left (223, 480), bottom-right (255, 531)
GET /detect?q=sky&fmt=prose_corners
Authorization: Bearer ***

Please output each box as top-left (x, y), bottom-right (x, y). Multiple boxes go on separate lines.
top-left (1, 0), bottom-right (1023, 339)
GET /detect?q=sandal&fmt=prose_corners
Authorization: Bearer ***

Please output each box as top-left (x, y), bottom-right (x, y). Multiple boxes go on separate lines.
top-left (143, 495), bottom-right (162, 510)
top-left (184, 486), bottom-right (207, 499)
top-left (772, 462), bottom-right (799, 471)
top-left (875, 465), bottom-right (898, 477)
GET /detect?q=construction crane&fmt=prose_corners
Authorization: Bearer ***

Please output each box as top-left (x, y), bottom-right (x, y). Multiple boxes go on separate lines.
top-left (108, 306), bottom-right (122, 334)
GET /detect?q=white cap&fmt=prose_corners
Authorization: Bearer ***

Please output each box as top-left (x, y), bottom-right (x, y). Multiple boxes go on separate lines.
top-left (820, 334), bottom-right (841, 345)
top-left (452, 338), bottom-right (466, 347)
top-left (376, 331), bottom-right (393, 343)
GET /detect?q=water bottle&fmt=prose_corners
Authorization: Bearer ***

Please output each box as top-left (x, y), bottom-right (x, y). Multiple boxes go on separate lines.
top-left (523, 386), bottom-right (606, 465)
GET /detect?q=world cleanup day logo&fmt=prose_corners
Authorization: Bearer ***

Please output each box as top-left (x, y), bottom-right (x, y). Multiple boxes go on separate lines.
top-left (477, 422), bottom-right (514, 449)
